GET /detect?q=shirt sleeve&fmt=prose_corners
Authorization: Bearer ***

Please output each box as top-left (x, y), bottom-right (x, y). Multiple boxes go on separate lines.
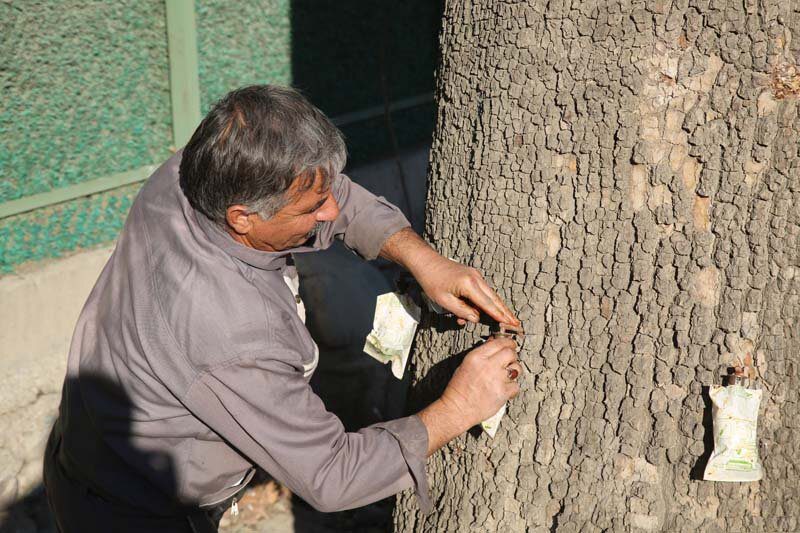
top-left (183, 350), bottom-right (431, 514)
top-left (312, 173), bottom-right (411, 260)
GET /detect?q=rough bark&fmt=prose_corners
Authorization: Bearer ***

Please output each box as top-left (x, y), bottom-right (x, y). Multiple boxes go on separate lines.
top-left (396, 1), bottom-right (799, 532)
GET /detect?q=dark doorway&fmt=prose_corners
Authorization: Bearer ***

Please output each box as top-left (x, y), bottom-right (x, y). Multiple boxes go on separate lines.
top-left (290, 2), bottom-right (441, 531)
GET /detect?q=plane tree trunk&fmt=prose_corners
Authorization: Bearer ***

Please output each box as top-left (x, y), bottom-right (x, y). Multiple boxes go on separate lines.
top-left (395, 1), bottom-right (799, 531)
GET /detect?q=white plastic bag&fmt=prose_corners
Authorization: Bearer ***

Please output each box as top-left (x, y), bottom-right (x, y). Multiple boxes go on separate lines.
top-left (363, 292), bottom-right (420, 379)
top-left (364, 291), bottom-right (509, 438)
top-left (481, 403), bottom-right (506, 438)
top-left (703, 384), bottom-right (763, 482)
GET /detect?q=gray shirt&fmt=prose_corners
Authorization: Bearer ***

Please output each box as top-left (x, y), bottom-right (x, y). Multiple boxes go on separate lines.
top-left (57, 152), bottom-right (431, 515)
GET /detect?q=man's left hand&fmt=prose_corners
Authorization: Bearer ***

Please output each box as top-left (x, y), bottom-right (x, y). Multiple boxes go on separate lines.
top-left (381, 228), bottom-right (520, 327)
top-left (415, 255), bottom-right (519, 326)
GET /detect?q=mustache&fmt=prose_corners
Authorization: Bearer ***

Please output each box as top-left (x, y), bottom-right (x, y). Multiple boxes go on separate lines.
top-left (307, 222), bottom-right (324, 238)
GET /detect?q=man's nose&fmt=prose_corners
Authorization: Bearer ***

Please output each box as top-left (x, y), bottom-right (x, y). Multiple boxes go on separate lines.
top-left (316, 194), bottom-right (340, 222)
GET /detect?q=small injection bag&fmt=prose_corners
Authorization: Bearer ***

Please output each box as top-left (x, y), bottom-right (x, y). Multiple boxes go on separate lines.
top-left (703, 382), bottom-right (763, 482)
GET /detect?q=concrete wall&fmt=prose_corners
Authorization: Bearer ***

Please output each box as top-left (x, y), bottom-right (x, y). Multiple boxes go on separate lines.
top-left (0, 246), bottom-right (113, 511)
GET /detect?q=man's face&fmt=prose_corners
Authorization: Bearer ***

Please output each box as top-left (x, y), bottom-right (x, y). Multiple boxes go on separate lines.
top-left (228, 170), bottom-right (340, 252)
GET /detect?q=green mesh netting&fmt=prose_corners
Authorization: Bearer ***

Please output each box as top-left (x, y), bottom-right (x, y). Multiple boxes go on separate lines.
top-left (0, 0), bottom-right (171, 273)
top-left (196, 0), bottom-right (292, 113)
top-left (0, 1), bottom-right (172, 202)
top-left (0, 183), bottom-right (141, 273)
top-left (1, 0), bottom-right (438, 275)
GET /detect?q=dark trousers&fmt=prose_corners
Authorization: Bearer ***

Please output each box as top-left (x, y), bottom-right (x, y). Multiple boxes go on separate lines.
top-left (43, 424), bottom-right (227, 533)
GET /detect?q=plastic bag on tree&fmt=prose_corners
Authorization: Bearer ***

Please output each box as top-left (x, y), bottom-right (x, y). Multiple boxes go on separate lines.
top-left (703, 382), bottom-right (763, 482)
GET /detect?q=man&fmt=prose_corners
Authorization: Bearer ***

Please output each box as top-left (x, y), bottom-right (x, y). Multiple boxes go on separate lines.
top-left (43, 85), bottom-right (522, 532)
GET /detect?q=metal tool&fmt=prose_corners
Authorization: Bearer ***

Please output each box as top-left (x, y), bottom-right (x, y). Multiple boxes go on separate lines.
top-left (491, 323), bottom-right (525, 339)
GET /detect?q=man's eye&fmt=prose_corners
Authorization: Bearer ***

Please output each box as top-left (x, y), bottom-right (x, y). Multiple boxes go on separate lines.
top-left (306, 198), bottom-right (327, 214)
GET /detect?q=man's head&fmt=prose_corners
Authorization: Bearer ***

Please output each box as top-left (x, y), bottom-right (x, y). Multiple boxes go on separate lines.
top-left (179, 85), bottom-right (345, 252)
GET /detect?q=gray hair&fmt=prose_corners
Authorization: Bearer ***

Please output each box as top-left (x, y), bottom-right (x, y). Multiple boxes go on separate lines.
top-left (179, 85), bottom-right (347, 225)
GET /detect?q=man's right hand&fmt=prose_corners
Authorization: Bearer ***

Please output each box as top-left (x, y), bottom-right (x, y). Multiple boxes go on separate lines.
top-left (417, 337), bottom-right (522, 456)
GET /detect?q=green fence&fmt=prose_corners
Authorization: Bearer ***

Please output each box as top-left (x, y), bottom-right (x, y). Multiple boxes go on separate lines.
top-left (0, 0), bottom-right (438, 273)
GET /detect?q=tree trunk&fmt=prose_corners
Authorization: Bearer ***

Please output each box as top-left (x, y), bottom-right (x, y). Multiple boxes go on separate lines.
top-left (395, 1), bottom-right (799, 532)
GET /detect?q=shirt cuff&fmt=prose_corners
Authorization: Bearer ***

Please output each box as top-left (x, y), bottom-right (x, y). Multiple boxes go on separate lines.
top-left (343, 196), bottom-right (411, 260)
top-left (371, 415), bottom-right (431, 514)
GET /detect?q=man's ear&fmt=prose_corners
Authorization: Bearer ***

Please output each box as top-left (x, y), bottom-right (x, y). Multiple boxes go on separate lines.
top-left (226, 205), bottom-right (253, 235)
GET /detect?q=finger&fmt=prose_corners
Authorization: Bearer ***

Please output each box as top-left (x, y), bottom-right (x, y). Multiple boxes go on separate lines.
top-left (505, 361), bottom-right (523, 382)
top-left (486, 336), bottom-right (518, 354)
top-left (457, 277), bottom-right (507, 324)
top-left (489, 347), bottom-right (518, 367)
top-left (469, 336), bottom-right (517, 358)
top-left (498, 322), bottom-right (523, 334)
top-left (439, 293), bottom-right (481, 323)
top-left (475, 277), bottom-right (520, 326)
top-left (462, 274), bottom-right (519, 326)
top-left (463, 271), bottom-right (517, 323)
top-left (457, 317), bottom-right (467, 326)
top-left (506, 379), bottom-right (521, 399)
